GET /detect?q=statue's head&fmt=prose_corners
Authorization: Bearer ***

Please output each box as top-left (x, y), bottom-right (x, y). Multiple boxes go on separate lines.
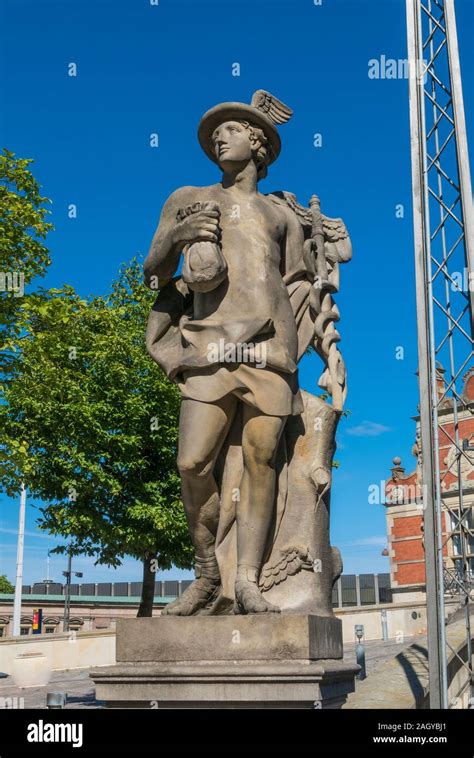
top-left (198, 90), bottom-right (293, 180)
top-left (210, 119), bottom-right (271, 180)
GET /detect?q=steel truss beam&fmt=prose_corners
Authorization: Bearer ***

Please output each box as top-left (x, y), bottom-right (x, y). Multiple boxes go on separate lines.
top-left (406, 0), bottom-right (473, 709)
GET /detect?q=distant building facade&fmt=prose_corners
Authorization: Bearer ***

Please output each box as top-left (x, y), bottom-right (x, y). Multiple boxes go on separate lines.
top-left (0, 572), bottom-right (392, 637)
top-left (384, 367), bottom-right (474, 602)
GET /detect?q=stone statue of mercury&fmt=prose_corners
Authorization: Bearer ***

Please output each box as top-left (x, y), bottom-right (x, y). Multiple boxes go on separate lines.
top-left (144, 90), bottom-right (352, 617)
top-left (144, 91), bottom-right (305, 615)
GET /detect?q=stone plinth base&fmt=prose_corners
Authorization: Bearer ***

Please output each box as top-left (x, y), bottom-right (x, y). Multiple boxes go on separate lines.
top-left (90, 615), bottom-right (359, 708)
top-left (91, 659), bottom-right (359, 708)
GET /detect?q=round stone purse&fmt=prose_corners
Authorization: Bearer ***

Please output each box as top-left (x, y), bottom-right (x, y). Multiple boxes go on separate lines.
top-left (178, 201), bottom-right (228, 293)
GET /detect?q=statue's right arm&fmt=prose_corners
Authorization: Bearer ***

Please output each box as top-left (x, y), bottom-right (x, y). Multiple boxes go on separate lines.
top-left (144, 188), bottom-right (220, 289)
top-left (144, 189), bottom-right (188, 289)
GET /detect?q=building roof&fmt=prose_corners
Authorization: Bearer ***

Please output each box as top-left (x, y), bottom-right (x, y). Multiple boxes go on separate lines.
top-left (0, 593), bottom-right (174, 605)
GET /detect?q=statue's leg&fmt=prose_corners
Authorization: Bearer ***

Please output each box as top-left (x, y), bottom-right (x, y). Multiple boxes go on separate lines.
top-left (162, 393), bottom-right (238, 616)
top-left (234, 407), bottom-right (286, 614)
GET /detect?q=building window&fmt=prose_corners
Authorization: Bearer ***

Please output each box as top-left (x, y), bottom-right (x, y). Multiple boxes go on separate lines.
top-left (69, 618), bottom-right (83, 632)
top-left (43, 618), bottom-right (60, 632)
top-left (340, 574), bottom-right (357, 606)
top-left (450, 508), bottom-right (474, 563)
top-left (20, 627), bottom-right (29, 636)
top-left (0, 627), bottom-right (4, 638)
top-left (453, 556), bottom-right (474, 581)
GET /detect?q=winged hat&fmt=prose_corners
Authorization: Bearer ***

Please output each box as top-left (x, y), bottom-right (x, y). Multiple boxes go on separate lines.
top-left (198, 89), bottom-right (293, 166)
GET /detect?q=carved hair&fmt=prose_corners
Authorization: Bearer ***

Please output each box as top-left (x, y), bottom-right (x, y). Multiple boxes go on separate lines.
top-left (210, 120), bottom-right (272, 180)
top-left (238, 120), bottom-right (271, 180)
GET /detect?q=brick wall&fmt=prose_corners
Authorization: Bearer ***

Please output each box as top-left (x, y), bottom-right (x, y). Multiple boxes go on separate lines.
top-left (391, 515), bottom-right (423, 538)
top-left (394, 562), bottom-right (425, 585)
top-left (393, 538), bottom-right (424, 561)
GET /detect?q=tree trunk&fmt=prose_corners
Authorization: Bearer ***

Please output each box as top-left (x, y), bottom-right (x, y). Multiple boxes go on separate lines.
top-left (137, 554), bottom-right (156, 617)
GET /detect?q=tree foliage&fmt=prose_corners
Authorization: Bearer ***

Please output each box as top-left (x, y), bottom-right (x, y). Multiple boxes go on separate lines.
top-left (0, 574), bottom-right (14, 593)
top-left (0, 260), bottom-right (192, 577)
top-left (0, 149), bottom-right (52, 364)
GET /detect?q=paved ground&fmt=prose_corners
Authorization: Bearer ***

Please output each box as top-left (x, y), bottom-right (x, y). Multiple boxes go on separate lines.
top-left (0, 635), bottom-right (418, 709)
top-left (344, 609), bottom-right (473, 708)
top-left (343, 634), bottom-right (417, 676)
top-left (0, 668), bottom-right (104, 709)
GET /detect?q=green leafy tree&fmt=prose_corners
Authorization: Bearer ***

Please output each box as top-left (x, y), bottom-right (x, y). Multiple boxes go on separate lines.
top-left (0, 574), bottom-right (14, 593)
top-left (0, 260), bottom-right (192, 615)
top-left (0, 149), bottom-right (52, 370)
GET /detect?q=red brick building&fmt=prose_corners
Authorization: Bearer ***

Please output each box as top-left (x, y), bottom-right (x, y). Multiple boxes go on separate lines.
top-left (384, 366), bottom-right (474, 602)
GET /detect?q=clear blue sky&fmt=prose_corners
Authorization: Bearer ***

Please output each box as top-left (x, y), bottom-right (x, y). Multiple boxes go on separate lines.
top-left (0, 0), bottom-right (473, 585)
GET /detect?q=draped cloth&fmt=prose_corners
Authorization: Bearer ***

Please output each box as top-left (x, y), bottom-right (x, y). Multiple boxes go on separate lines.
top-left (146, 266), bottom-right (316, 612)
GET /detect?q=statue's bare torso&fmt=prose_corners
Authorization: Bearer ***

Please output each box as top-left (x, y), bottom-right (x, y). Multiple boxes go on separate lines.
top-left (167, 183), bottom-right (300, 363)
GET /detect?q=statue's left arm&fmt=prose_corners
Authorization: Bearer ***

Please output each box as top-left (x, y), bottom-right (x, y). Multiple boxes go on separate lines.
top-left (280, 205), bottom-right (305, 277)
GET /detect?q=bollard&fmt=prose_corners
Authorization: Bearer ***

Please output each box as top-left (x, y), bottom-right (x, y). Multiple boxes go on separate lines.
top-left (355, 624), bottom-right (367, 681)
top-left (46, 692), bottom-right (67, 709)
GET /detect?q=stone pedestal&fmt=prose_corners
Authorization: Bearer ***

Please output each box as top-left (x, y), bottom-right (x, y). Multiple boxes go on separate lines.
top-left (91, 615), bottom-right (359, 708)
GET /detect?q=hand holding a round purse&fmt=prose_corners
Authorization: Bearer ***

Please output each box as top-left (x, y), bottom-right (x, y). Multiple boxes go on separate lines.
top-left (176, 202), bottom-right (227, 293)
top-left (173, 203), bottom-right (220, 247)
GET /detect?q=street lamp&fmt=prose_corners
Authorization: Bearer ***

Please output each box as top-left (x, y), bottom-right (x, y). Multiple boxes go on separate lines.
top-left (62, 551), bottom-right (83, 632)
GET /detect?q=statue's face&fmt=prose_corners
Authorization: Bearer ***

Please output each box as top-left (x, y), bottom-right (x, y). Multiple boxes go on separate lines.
top-left (211, 120), bottom-right (254, 167)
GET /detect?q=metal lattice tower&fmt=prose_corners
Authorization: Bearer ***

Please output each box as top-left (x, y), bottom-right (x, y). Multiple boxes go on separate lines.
top-left (406, 0), bottom-right (473, 709)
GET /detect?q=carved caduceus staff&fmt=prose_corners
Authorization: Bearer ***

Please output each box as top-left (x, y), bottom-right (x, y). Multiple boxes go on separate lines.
top-left (308, 195), bottom-right (347, 412)
top-left (267, 188), bottom-right (351, 410)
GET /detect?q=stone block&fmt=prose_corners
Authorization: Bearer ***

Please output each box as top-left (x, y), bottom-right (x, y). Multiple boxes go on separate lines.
top-left (116, 614), bottom-right (343, 663)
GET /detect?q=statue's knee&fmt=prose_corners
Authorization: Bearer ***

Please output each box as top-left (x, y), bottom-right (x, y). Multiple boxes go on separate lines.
top-left (242, 438), bottom-right (275, 469)
top-left (177, 452), bottom-right (213, 479)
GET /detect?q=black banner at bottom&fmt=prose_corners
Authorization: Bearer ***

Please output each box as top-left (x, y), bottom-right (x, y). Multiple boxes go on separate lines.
top-left (0, 707), bottom-right (472, 756)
